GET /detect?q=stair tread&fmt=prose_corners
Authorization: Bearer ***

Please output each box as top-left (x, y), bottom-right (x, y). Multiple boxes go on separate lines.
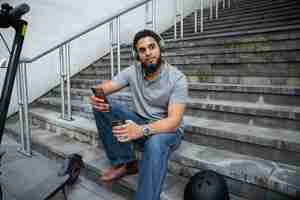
top-left (164, 24), bottom-right (300, 41)
top-left (184, 115), bottom-right (300, 152)
top-left (30, 106), bottom-right (300, 154)
top-left (66, 82), bottom-right (300, 95)
top-left (5, 114), bottom-right (247, 200)
top-left (42, 93), bottom-right (300, 114)
top-left (7, 109), bottom-right (300, 198)
top-left (189, 97), bottom-right (300, 113)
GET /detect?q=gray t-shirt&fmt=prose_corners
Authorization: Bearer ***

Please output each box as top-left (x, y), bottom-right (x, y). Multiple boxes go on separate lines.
top-left (112, 61), bottom-right (188, 133)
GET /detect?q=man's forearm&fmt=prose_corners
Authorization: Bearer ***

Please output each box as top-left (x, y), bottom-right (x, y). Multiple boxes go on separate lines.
top-left (147, 117), bottom-right (181, 134)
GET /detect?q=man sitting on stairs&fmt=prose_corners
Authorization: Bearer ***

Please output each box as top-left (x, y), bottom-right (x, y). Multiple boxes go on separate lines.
top-left (90, 29), bottom-right (188, 200)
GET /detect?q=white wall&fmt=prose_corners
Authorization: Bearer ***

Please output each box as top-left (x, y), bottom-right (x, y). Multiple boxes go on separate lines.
top-left (0, 0), bottom-right (204, 116)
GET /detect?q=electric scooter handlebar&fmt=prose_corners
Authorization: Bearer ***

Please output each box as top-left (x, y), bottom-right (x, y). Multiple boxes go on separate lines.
top-left (9, 3), bottom-right (30, 19)
top-left (0, 3), bottom-right (30, 28)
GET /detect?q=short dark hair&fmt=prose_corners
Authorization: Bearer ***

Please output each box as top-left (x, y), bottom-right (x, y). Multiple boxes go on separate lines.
top-left (184, 170), bottom-right (230, 200)
top-left (133, 29), bottom-right (162, 51)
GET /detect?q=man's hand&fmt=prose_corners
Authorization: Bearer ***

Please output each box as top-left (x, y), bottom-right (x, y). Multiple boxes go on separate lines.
top-left (112, 120), bottom-right (144, 142)
top-left (90, 95), bottom-right (110, 112)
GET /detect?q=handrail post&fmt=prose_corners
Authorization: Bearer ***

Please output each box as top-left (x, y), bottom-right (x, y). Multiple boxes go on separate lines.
top-left (201, 0), bottom-right (204, 32)
top-left (65, 43), bottom-right (72, 121)
top-left (210, 0), bottom-right (213, 20)
top-left (59, 44), bottom-right (73, 121)
top-left (216, 0), bottom-right (219, 19)
top-left (152, 0), bottom-right (157, 31)
top-left (152, 0), bottom-right (155, 31)
top-left (223, 0), bottom-right (226, 8)
top-left (110, 21), bottom-right (114, 79)
top-left (228, 0), bottom-right (231, 8)
top-left (17, 64), bottom-right (25, 154)
top-left (194, 9), bottom-right (198, 33)
top-left (145, 3), bottom-right (150, 29)
top-left (180, 0), bottom-right (184, 39)
top-left (117, 17), bottom-right (121, 74)
top-left (17, 62), bottom-right (31, 156)
top-left (174, 0), bottom-right (177, 39)
top-left (59, 46), bottom-right (66, 120)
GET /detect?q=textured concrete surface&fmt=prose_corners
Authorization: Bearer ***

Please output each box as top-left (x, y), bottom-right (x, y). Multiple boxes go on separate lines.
top-left (5, 109), bottom-right (300, 199)
top-left (0, 135), bottom-right (126, 200)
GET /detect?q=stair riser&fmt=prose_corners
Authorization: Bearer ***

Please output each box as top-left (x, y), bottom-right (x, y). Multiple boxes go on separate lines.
top-left (185, 108), bottom-right (300, 131)
top-left (183, 130), bottom-right (300, 166)
top-left (31, 115), bottom-right (98, 146)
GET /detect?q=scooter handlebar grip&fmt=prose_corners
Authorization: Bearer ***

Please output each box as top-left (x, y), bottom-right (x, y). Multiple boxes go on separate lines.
top-left (9, 3), bottom-right (30, 18)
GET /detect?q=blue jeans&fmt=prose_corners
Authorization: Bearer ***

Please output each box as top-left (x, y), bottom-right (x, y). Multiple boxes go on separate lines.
top-left (93, 100), bottom-right (182, 200)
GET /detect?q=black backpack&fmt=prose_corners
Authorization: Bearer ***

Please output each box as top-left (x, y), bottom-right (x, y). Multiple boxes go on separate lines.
top-left (184, 170), bottom-right (229, 200)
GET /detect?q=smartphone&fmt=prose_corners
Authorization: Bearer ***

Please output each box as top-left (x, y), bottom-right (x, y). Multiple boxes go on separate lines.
top-left (91, 87), bottom-right (109, 104)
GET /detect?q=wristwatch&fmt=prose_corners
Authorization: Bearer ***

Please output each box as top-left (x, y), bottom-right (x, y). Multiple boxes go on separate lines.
top-left (142, 125), bottom-right (154, 137)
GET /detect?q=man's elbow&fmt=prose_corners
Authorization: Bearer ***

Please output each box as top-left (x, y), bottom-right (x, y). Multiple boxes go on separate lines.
top-left (169, 118), bottom-right (182, 132)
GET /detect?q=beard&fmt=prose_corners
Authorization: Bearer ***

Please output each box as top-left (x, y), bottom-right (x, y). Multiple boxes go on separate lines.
top-left (141, 56), bottom-right (162, 76)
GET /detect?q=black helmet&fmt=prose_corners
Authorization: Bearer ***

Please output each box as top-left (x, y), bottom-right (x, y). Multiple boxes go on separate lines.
top-left (184, 170), bottom-right (230, 200)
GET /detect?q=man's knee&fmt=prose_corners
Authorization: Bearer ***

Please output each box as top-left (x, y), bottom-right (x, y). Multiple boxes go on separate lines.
top-left (144, 134), bottom-right (175, 155)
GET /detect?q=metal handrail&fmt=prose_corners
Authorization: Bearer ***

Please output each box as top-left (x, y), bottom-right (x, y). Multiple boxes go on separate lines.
top-left (20, 0), bottom-right (152, 64)
top-left (15, 0), bottom-right (154, 155)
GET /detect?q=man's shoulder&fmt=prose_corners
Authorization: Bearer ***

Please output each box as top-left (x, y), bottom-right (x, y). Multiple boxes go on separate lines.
top-left (164, 62), bottom-right (186, 80)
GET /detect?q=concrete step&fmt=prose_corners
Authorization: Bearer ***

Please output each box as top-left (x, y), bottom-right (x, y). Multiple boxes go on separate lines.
top-left (53, 82), bottom-right (300, 107)
top-left (74, 70), bottom-right (300, 86)
top-left (183, 115), bottom-right (300, 166)
top-left (186, 97), bottom-right (300, 131)
top-left (200, 0), bottom-right (299, 19)
top-left (176, 4), bottom-right (300, 31)
top-left (118, 26), bottom-right (300, 51)
top-left (188, 82), bottom-right (300, 106)
top-left (161, 17), bottom-right (300, 39)
top-left (1, 135), bottom-right (127, 200)
top-left (36, 94), bottom-right (300, 131)
top-left (4, 109), bottom-right (300, 200)
top-left (4, 112), bottom-right (249, 200)
top-left (180, 0), bottom-right (298, 26)
top-left (28, 107), bottom-right (300, 166)
top-left (83, 62), bottom-right (300, 80)
top-left (163, 23), bottom-right (300, 42)
top-left (230, 0), bottom-right (297, 12)
top-left (118, 38), bottom-right (300, 56)
top-left (98, 53), bottom-right (300, 78)
top-left (102, 50), bottom-right (300, 65)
